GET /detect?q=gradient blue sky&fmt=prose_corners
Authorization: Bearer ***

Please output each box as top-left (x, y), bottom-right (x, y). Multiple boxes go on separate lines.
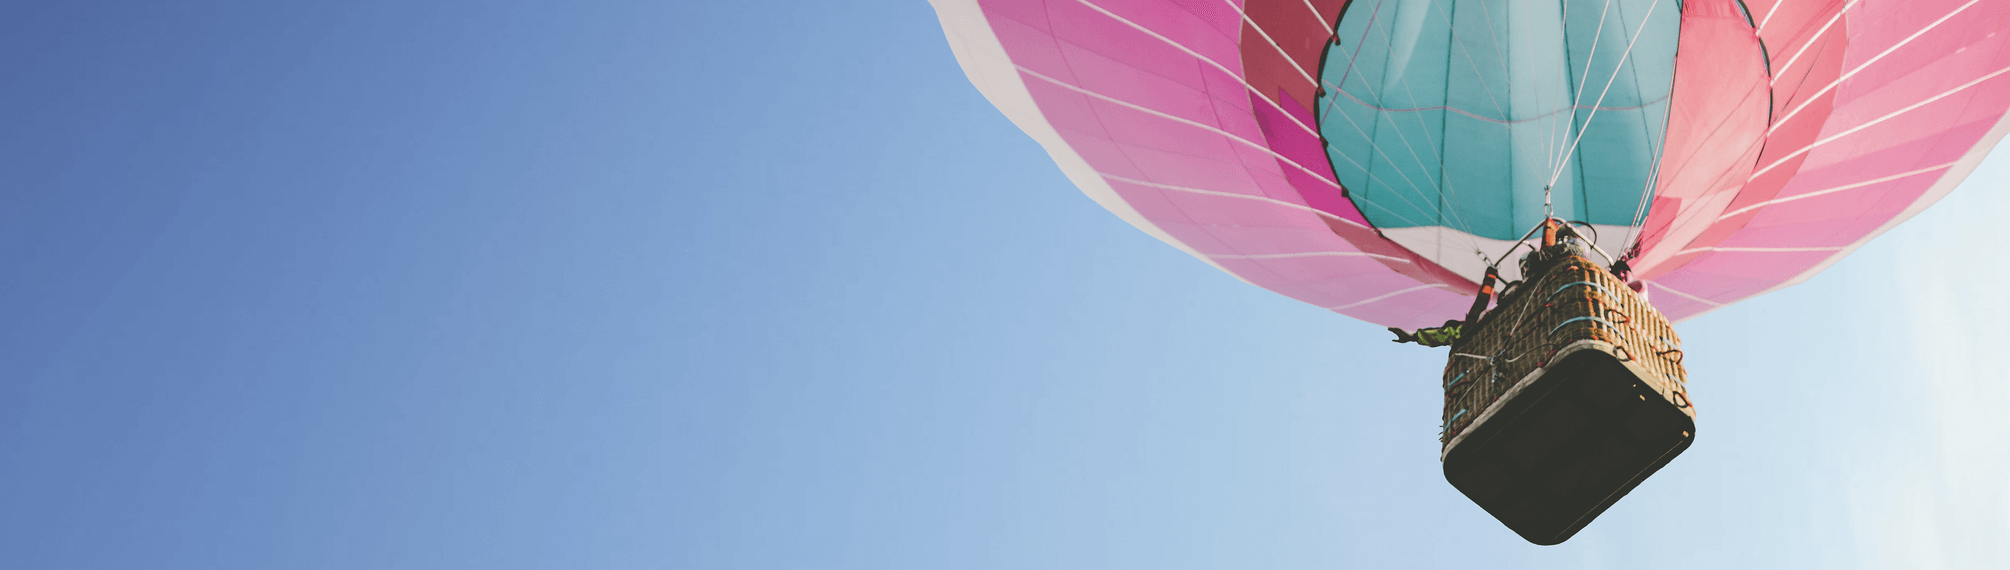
top-left (1, 2), bottom-right (2004, 568)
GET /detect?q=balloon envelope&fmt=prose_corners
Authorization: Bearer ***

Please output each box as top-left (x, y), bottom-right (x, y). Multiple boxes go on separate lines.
top-left (933, 0), bottom-right (2010, 327)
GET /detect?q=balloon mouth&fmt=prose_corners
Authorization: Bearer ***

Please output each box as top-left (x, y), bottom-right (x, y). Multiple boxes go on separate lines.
top-left (1310, 0), bottom-right (1682, 242)
top-left (1275, 0), bottom-right (1788, 288)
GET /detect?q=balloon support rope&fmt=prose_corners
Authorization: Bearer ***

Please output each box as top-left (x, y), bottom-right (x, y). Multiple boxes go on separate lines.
top-left (1490, 218), bottom-right (1621, 274)
top-left (1489, 218), bottom-right (1562, 273)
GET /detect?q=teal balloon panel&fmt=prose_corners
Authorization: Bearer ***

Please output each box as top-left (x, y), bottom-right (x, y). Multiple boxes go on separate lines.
top-left (1317, 0), bottom-right (1680, 241)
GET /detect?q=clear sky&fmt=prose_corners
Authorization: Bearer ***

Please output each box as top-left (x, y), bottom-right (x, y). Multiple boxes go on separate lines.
top-left (1, 2), bottom-right (2003, 568)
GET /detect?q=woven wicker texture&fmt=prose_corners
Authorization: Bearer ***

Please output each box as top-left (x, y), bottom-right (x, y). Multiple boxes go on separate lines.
top-left (1440, 248), bottom-right (1691, 448)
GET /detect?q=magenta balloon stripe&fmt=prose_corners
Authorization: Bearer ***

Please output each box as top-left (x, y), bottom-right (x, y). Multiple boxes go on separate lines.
top-left (1646, 0), bottom-right (2010, 321)
top-left (977, 0), bottom-right (1475, 328)
top-left (941, 0), bottom-right (2010, 326)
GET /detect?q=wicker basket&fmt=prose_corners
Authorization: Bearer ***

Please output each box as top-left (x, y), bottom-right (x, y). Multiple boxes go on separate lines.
top-left (1438, 245), bottom-right (1695, 545)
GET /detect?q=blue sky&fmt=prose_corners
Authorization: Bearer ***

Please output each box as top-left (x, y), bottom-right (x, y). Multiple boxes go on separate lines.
top-left (1, 2), bottom-right (2003, 568)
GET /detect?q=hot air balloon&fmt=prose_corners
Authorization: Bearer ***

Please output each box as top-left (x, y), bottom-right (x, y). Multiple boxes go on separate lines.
top-left (932, 0), bottom-right (2010, 543)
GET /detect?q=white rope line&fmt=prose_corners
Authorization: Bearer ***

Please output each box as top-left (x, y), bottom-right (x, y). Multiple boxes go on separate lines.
top-left (1315, 98), bottom-right (1468, 248)
top-left (1676, 245), bottom-right (1845, 254)
top-left (1089, 0), bottom-right (1458, 239)
top-left (1317, 80), bottom-right (1461, 224)
top-left (1750, 62), bottom-right (2010, 178)
top-left (1629, 67), bottom-right (1784, 255)
top-left (1554, 0), bottom-right (1582, 177)
top-left (1326, 283), bottom-right (1448, 310)
top-left (1770, 0), bottom-right (1865, 85)
top-left (1768, 0), bottom-right (1978, 134)
top-left (1014, 65), bottom-right (1349, 191)
top-left (1352, 193), bottom-right (1457, 228)
top-left (1326, 88), bottom-right (1667, 123)
top-left (1642, 137), bottom-right (1773, 252)
top-left (1298, 0), bottom-right (1327, 27)
top-left (1362, 18), bottom-right (1452, 191)
top-left (1622, 127), bottom-right (1668, 252)
top-left (1442, 0), bottom-right (1526, 229)
top-left (1426, 0), bottom-right (1513, 120)
top-left (1544, 0), bottom-right (1665, 190)
top-left (1223, 0), bottom-right (1322, 88)
top-left (1315, 80), bottom-right (1450, 212)
top-left (1649, 281), bottom-right (1723, 307)
top-left (1208, 250), bottom-right (1413, 262)
top-left (1469, 0), bottom-right (1520, 101)
top-left (1315, 122), bottom-right (1445, 215)
top-left (1623, 1), bottom-right (1684, 255)
top-left (1070, 0), bottom-right (1461, 231)
top-left (1073, 0), bottom-right (1322, 138)
top-left (1716, 161), bottom-right (1957, 220)
top-left (1339, 41), bottom-right (1443, 194)
top-left (1433, 177), bottom-right (1492, 264)
top-left (1324, 0), bottom-right (1394, 98)
top-left (1318, 4), bottom-right (1490, 258)
top-left (1756, 0), bottom-right (1783, 34)
top-left (1523, 1), bottom-right (1562, 180)
top-left (1097, 172), bottom-right (1372, 229)
top-left (1361, 9), bottom-right (1494, 248)
top-left (1561, 0), bottom-right (1618, 177)
top-left (1626, 56), bottom-right (1771, 253)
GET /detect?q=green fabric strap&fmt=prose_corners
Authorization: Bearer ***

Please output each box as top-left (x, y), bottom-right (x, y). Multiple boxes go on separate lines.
top-left (1418, 325), bottom-right (1462, 347)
